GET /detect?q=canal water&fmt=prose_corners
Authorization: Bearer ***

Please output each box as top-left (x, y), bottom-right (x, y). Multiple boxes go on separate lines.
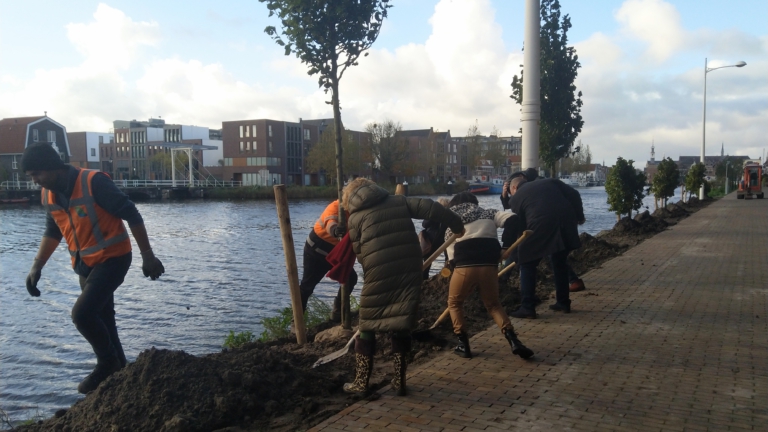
top-left (0, 187), bottom-right (679, 420)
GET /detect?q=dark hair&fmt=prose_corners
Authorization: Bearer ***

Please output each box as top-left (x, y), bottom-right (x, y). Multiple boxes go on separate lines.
top-left (507, 168), bottom-right (539, 182)
top-left (448, 191), bottom-right (478, 208)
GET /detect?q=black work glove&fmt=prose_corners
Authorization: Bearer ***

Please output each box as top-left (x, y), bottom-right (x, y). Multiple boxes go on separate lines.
top-left (26, 259), bottom-right (43, 297)
top-left (331, 223), bottom-right (346, 238)
top-left (141, 249), bottom-right (165, 280)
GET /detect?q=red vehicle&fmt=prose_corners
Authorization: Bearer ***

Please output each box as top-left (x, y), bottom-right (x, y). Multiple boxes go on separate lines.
top-left (737, 161), bottom-right (763, 199)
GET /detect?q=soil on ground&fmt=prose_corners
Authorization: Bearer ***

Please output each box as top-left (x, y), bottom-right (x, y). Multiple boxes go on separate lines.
top-left (14, 198), bottom-right (711, 432)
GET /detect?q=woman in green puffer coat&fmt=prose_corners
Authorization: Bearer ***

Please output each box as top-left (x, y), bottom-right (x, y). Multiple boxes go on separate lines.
top-left (341, 178), bottom-right (464, 396)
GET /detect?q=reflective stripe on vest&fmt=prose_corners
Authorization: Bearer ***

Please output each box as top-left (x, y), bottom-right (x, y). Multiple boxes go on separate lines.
top-left (43, 169), bottom-right (130, 265)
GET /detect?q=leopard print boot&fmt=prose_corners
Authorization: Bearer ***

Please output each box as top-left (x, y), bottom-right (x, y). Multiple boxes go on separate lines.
top-left (391, 353), bottom-right (407, 396)
top-left (343, 353), bottom-right (373, 394)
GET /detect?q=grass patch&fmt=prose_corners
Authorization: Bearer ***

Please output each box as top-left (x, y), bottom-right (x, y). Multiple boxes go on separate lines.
top-left (257, 295), bottom-right (359, 342)
top-left (223, 330), bottom-right (256, 350)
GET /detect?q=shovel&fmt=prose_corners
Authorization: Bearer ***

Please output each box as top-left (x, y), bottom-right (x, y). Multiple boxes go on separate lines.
top-left (312, 233), bottom-right (461, 368)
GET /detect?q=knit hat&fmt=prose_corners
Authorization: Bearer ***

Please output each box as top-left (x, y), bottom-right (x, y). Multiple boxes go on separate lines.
top-left (21, 143), bottom-right (67, 172)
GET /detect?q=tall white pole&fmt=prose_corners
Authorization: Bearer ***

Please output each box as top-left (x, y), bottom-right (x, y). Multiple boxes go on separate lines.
top-left (521, 0), bottom-right (540, 171)
top-left (700, 58), bottom-right (707, 199)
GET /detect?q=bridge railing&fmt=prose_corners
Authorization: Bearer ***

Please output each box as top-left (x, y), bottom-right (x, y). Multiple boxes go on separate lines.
top-left (113, 179), bottom-right (243, 188)
top-left (1, 180), bottom-right (244, 190)
top-left (1, 181), bottom-right (39, 190)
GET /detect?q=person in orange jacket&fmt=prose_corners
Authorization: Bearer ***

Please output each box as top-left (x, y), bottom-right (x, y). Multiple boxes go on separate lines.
top-left (21, 143), bottom-right (165, 394)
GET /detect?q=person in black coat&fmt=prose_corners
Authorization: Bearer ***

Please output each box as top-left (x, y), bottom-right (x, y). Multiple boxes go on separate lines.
top-left (507, 176), bottom-right (585, 318)
top-left (499, 170), bottom-right (586, 292)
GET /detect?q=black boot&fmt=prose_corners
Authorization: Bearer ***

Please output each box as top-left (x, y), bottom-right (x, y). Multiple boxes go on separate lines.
top-left (77, 353), bottom-right (122, 394)
top-left (330, 296), bottom-right (341, 323)
top-left (453, 332), bottom-right (472, 358)
top-left (343, 353), bottom-right (373, 393)
top-left (504, 328), bottom-right (534, 359)
top-left (549, 299), bottom-right (571, 313)
top-left (392, 353), bottom-right (407, 396)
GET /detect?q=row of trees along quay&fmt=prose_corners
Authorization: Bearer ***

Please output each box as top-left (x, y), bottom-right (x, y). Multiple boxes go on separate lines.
top-left (605, 157), bottom-right (709, 222)
top-left (260, 0), bottom-right (392, 332)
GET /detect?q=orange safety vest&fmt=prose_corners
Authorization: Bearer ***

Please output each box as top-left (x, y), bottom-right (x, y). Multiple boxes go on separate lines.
top-left (312, 200), bottom-right (348, 246)
top-left (41, 168), bottom-right (132, 268)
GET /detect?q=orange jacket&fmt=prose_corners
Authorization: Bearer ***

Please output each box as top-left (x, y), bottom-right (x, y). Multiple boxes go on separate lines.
top-left (312, 200), bottom-right (348, 246)
top-left (41, 168), bottom-right (132, 268)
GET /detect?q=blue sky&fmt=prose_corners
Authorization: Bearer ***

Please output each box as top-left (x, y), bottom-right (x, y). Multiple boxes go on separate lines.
top-left (1, 0), bottom-right (766, 165)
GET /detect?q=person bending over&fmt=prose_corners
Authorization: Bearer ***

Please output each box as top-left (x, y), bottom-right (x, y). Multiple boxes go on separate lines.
top-left (444, 192), bottom-right (533, 360)
top-left (341, 178), bottom-right (464, 396)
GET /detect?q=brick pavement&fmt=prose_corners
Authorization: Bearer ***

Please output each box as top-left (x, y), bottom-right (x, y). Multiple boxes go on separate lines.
top-left (311, 196), bottom-right (768, 431)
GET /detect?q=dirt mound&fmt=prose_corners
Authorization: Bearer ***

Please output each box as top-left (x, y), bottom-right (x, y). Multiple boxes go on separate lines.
top-left (665, 203), bottom-right (690, 218)
top-left (17, 198), bottom-right (715, 432)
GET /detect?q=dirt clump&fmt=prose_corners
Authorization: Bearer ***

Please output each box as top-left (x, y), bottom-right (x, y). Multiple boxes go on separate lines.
top-left (15, 198), bottom-right (713, 432)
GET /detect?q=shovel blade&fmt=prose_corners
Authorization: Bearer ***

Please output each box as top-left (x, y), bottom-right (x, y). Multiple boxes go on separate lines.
top-left (312, 329), bottom-right (359, 368)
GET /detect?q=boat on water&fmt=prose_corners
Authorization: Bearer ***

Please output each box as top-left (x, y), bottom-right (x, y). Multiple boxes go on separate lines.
top-left (488, 178), bottom-right (506, 194)
top-left (558, 175), bottom-right (578, 187)
top-left (468, 182), bottom-right (492, 195)
top-left (0, 197), bottom-right (31, 205)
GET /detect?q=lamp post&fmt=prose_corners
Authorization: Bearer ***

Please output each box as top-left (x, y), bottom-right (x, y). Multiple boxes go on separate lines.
top-left (725, 161), bottom-right (730, 194)
top-left (700, 58), bottom-right (746, 199)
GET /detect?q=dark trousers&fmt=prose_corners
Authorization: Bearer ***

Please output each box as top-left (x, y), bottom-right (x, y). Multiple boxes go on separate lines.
top-left (519, 250), bottom-right (570, 310)
top-left (299, 243), bottom-right (357, 312)
top-left (72, 252), bottom-right (131, 362)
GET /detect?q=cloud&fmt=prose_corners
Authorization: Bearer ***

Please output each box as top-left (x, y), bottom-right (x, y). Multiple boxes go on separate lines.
top-left (615, 0), bottom-right (687, 63)
top-left (66, 3), bottom-right (159, 69)
top-left (1, 0), bottom-right (765, 168)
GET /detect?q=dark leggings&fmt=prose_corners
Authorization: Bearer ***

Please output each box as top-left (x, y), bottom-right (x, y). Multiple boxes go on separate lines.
top-left (72, 253), bottom-right (131, 361)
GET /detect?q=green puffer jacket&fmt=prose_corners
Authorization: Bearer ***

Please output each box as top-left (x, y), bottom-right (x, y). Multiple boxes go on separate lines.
top-left (346, 184), bottom-right (464, 333)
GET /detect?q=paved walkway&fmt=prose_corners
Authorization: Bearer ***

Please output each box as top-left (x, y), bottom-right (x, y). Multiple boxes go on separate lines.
top-left (311, 195), bottom-right (768, 431)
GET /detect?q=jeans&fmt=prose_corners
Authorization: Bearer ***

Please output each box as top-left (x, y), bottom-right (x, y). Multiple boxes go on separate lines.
top-left (72, 252), bottom-right (131, 361)
top-left (519, 249), bottom-right (571, 310)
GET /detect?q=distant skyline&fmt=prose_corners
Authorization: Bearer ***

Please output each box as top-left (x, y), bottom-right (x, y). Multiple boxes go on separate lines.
top-left (1, 0), bottom-right (765, 165)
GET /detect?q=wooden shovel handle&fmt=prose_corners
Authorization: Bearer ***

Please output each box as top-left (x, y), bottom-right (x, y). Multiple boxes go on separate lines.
top-left (500, 230), bottom-right (533, 262)
top-left (423, 233), bottom-right (459, 272)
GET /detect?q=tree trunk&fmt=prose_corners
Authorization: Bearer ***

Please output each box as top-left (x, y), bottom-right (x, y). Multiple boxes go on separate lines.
top-left (330, 64), bottom-right (351, 330)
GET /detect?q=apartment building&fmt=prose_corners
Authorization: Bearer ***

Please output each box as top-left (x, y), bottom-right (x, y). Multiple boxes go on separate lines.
top-left (108, 118), bottom-right (216, 180)
top-left (67, 132), bottom-right (114, 170)
top-left (0, 115), bottom-right (70, 185)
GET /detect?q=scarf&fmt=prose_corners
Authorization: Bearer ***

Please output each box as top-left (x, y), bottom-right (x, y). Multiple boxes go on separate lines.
top-left (445, 203), bottom-right (497, 241)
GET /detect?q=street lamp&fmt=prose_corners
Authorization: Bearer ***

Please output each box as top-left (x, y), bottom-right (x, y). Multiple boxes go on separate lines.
top-left (725, 161), bottom-right (730, 194)
top-left (700, 58), bottom-right (746, 199)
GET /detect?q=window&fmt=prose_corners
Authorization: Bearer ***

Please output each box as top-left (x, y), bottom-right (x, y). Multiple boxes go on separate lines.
top-left (91, 148), bottom-right (96, 157)
top-left (245, 126), bottom-right (250, 138)
top-left (240, 142), bottom-right (244, 153)
top-left (268, 142), bottom-right (273, 153)
top-left (12, 155), bottom-right (17, 169)
top-left (304, 129), bottom-right (310, 140)
top-left (99, 136), bottom-right (104, 144)
top-left (32, 129), bottom-right (39, 142)
top-left (239, 126), bottom-right (244, 138)
top-left (246, 142), bottom-right (251, 151)
top-left (48, 130), bottom-right (56, 142)
top-left (252, 125), bottom-right (257, 137)
top-left (268, 125), bottom-right (272, 137)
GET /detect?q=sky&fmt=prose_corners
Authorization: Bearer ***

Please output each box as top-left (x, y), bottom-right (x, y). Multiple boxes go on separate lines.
top-left (1, 0), bottom-right (766, 166)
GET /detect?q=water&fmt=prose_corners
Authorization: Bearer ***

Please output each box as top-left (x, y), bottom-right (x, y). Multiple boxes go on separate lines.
top-left (0, 187), bottom-right (678, 420)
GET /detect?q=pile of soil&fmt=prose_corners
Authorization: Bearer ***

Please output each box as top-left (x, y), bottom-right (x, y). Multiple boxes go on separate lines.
top-left (15, 198), bottom-right (712, 432)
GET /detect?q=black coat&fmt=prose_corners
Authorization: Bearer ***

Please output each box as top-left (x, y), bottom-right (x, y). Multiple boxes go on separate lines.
top-left (508, 178), bottom-right (584, 262)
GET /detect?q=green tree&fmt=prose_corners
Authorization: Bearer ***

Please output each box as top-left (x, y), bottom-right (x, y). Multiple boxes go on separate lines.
top-left (261, 0), bottom-right (391, 218)
top-left (306, 124), bottom-right (362, 184)
top-left (650, 157), bottom-right (679, 208)
top-left (510, 0), bottom-right (584, 176)
top-left (685, 162), bottom-right (706, 201)
top-left (365, 120), bottom-right (408, 180)
top-left (605, 157), bottom-right (646, 221)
